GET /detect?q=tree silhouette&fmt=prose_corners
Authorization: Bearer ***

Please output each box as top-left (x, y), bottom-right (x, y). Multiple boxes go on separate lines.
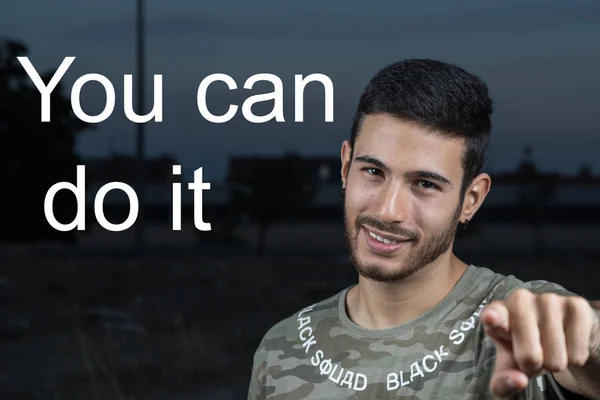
top-left (227, 154), bottom-right (316, 256)
top-left (0, 38), bottom-right (92, 242)
top-left (578, 163), bottom-right (592, 179)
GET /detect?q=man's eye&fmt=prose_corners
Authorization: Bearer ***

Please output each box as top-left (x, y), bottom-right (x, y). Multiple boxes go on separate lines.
top-left (417, 180), bottom-right (435, 189)
top-left (365, 168), bottom-right (381, 176)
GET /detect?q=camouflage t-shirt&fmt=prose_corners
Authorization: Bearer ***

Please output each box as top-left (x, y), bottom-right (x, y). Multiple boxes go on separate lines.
top-left (247, 264), bottom-right (580, 400)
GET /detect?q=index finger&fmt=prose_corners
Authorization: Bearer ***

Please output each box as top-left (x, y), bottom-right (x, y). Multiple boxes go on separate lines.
top-left (481, 301), bottom-right (511, 342)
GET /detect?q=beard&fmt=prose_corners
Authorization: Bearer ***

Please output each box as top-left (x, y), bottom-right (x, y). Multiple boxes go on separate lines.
top-left (344, 203), bottom-right (462, 283)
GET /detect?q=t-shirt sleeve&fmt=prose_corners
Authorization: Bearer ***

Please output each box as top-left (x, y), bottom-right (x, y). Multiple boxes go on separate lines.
top-left (247, 363), bottom-right (265, 400)
top-left (247, 334), bottom-right (269, 400)
top-left (516, 279), bottom-right (577, 297)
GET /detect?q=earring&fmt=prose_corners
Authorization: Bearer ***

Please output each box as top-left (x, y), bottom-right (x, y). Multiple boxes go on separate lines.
top-left (459, 219), bottom-right (469, 230)
top-left (340, 187), bottom-right (345, 197)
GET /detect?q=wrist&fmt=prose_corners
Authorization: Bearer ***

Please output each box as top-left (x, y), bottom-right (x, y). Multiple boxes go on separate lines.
top-left (590, 302), bottom-right (600, 364)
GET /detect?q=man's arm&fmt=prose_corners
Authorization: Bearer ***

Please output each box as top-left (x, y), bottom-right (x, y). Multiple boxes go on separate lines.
top-left (552, 300), bottom-right (600, 399)
top-left (481, 291), bottom-right (600, 399)
top-left (247, 349), bottom-right (267, 400)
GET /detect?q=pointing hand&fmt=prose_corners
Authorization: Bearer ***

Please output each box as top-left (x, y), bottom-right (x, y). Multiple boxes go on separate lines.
top-left (480, 289), bottom-right (600, 398)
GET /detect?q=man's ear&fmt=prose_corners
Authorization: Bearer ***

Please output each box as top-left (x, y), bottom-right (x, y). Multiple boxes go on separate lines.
top-left (340, 140), bottom-right (352, 188)
top-left (460, 172), bottom-right (492, 223)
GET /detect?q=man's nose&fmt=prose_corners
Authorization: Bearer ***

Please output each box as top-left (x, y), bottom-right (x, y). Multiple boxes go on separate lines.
top-left (376, 183), bottom-right (409, 223)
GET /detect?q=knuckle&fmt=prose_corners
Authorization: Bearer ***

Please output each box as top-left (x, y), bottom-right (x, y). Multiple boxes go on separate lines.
top-left (509, 290), bottom-right (535, 313)
top-left (544, 357), bottom-right (567, 372)
top-left (569, 350), bottom-right (589, 367)
top-left (566, 297), bottom-right (593, 322)
top-left (538, 292), bottom-right (559, 304)
top-left (511, 288), bottom-right (532, 302)
top-left (574, 296), bottom-right (589, 307)
top-left (571, 297), bottom-right (591, 314)
top-left (538, 293), bottom-right (561, 312)
top-left (516, 351), bottom-right (543, 373)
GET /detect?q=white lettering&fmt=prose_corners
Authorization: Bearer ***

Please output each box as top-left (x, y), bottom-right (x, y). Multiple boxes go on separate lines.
top-left (409, 362), bottom-right (425, 381)
top-left (385, 299), bottom-right (496, 392)
top-left (298, 305), bottom-right (314, 318)
top-left (340, 370), bottom-right (354, 389)
top-left (294, 73), bottom-right (334, 122)
top-left (460, 316), bottom-right (476, 332)
top-left (326, 365), bottom-right (338, 381)
top-left (172, 165), bottom-right (181, 230)
top-left (299, 326), bottom-right (312, 341)
top-left (197, 73), bottom-right (238, 123)
top-left (17, 56), bottom-right (75, 122)
top-left (196, 73), bottom-right (334, 123)
top-left (124, 74), bottom-right (163, 122)
top-left (242, 73), bottom-right (285, 123)
top-left (399, 371), bottom-right (410, 387)
top-left (19, 56), bottom-right (165, 123)
top-left (473, 303), bottom-right (486, 317)
top-left (187, 167), bottom-right (211, 231)
top-left (94, 182), bottom-right (139, 232)
top-left (298, 317), bottom-right (311, 330)
top-left (353, 373), bottom-right (368, 391)
top-left (435, 346), bottom-right (450, 363)
top-left (44, 165), bottom-right (141, 232)
top-left (44, 164), bottom-right (86, 231)
top-left (319, 359), bottom-right (333, 375)
top-left (387, 373), bottom-right (399, 391)
top-left (71, 73), bottom-right (116, 123)
top-left (422, 354), bottom-right (438, 373)
top-left (302, 336), bottom-right (317, 353)
top-left (386, 371), bottom-right (411, 391)
top-left (329, 366), bottom-right (344, 384)
top-left (449, 329), bottom-right (466, 345)
top-left (311, 350), bottom-right (323, 366)
top-left (299, 304), bottom-right (367, 392)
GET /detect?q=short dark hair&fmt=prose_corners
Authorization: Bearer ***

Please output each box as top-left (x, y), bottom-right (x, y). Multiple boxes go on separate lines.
top-left (350, 59), bottom-right (493, 194)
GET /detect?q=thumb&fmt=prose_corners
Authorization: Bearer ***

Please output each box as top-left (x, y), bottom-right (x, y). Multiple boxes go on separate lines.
top-left (489, 342), bottom-right (529, 398)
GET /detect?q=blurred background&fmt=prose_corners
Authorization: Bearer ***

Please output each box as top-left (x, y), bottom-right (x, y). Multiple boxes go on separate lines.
top-left (1, 1), bottom-right (599, 399)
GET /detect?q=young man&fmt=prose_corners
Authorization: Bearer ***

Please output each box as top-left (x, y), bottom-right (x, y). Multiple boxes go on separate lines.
top-left (247, 59), bottom-right (600, 399)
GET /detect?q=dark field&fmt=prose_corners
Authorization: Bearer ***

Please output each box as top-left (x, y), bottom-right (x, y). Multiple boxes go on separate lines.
top-left (1, 227), bottom-right (599, 399)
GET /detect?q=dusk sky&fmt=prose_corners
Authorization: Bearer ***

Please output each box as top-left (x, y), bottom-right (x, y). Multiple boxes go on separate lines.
top-left (3, 0), bottom-right (599, 180)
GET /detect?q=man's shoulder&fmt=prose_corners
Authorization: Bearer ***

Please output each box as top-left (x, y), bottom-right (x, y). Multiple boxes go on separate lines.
top-left (471, 264), bottom-right (576, 302)
top-left (252, 288), bottom-right (345, 362)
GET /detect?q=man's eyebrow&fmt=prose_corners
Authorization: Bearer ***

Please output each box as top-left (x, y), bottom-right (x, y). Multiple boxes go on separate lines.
top-left (354, 155), bottom-right (453, 186)
top-left (354, 155), bottom-right (389, 172)
top-left (410, 170), bottom-right (452, 185)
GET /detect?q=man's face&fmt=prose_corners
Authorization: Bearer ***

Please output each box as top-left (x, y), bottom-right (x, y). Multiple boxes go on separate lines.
top-left (341, 113), bottom-right (467, 283)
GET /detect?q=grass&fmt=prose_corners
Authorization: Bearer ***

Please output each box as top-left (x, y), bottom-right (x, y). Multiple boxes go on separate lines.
top-left (1, 250), bottom-right (598, 399)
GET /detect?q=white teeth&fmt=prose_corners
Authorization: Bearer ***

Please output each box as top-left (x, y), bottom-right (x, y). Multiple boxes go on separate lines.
top-left (369, 231), bottom-right (398, 245)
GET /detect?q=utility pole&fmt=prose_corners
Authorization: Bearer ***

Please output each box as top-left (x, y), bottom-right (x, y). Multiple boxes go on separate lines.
top-left (135, 0), bottom-right (146, 248)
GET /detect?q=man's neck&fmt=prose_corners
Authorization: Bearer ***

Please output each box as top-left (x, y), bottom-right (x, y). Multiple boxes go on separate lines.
top-left (346, 254), bottom-right (468, 330)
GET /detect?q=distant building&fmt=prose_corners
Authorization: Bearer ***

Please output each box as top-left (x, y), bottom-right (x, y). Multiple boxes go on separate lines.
top-left (80, 154), bottom-right (600, 224)
top-left (226, 153), bottom-right (340, 185)
top-left (84, 154), bottom-right (180, 184)
top-left (83, 154), bottom-right (183, 213)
